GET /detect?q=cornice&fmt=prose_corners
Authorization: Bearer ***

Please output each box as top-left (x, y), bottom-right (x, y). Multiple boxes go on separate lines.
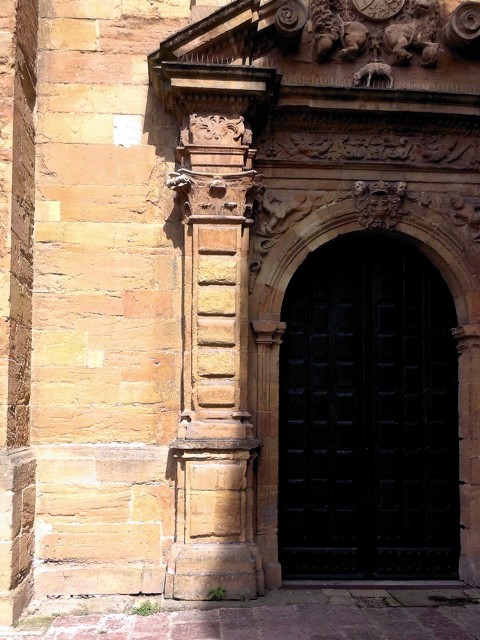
top-left (149, 61), bottom-right (280, 118)
top-left (277, 84), bottom-right (480, 118)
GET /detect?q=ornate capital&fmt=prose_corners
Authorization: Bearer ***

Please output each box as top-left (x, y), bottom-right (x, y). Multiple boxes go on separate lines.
top-left (168, 169), bottom-right (263, 223)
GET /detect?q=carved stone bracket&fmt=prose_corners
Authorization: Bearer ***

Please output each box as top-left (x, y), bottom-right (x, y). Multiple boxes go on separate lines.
top-left (452, 324), bottom-right (480, 352)
top-left (251, 320), bottom-right (286, 346)
top-left (177, 111), bottom-right (255, 174)
top-left (353, 179), bottom-right (408, 229)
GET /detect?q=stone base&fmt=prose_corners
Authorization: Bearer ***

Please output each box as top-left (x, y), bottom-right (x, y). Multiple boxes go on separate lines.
top-left (460, 555), bottom-right (480, 587)
top-left (263, 562), bottom-right (282, 590)
top-left (0, 576), bottom-right (33, 626)
top-left (0, 447), bottom-right (36, 625)
top-left (164, 542), bottom-right (265, 601)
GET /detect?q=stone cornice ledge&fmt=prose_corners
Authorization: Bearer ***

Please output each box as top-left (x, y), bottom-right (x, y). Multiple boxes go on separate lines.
top-left (279, 84), bottom-right (480, 118)
top-left (149, 61), bottom-right (280, 114)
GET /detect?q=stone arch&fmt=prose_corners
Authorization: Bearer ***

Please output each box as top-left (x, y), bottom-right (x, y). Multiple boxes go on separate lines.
top-left (249, 199), bottom-right (480, 588)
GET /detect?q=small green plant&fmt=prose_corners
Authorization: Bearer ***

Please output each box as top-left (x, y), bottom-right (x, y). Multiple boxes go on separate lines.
top-left (208, 586), bottom-right (226, 601)
top-left (131, 600), bottom-right (161, 616)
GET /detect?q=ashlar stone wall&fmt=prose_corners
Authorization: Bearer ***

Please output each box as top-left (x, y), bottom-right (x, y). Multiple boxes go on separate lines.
top-left (32, 0), bottom-right (196, 599)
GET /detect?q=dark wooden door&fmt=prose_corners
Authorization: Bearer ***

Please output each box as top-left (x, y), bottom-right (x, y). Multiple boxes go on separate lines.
top-left (279, 235), bottom-right (459, 579)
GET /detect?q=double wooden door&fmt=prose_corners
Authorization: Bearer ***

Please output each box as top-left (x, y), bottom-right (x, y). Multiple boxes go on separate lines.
top-left (279, 235), bottom-right (459, 578)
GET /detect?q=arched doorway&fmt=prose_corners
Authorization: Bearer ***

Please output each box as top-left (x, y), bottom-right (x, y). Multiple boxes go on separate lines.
top-left (278, 234), bottom-right (460, 579)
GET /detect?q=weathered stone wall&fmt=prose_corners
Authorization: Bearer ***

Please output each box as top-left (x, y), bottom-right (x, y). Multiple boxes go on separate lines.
top-left (0, 0), bottom-right (38, 625)
top-left (32, 0), bottom-right (191, 597)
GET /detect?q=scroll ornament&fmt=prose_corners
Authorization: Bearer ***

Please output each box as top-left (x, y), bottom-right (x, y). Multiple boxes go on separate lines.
top-left (275, 0), bottom-right (308, 40)
top-left (258, 128), bottom-right (475, 168)
top-left (353, 180), bottom-right (408, 229)
top-left (444, 1), bottom-right (480, 52)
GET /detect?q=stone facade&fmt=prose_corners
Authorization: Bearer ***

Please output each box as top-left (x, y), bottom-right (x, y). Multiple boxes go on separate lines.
top-left (1, 0), bottom-right (480, 625)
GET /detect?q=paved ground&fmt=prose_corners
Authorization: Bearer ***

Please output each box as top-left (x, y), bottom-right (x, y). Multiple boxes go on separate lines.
top-left (2, 586), bottom-right (480, 639)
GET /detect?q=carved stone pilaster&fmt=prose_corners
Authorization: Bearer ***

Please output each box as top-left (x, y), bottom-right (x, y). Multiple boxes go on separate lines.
top-left (166, 160), bottom-right (265, 600)
top-left (251, 320), bottom-right (286, 590)
top-left (452, 324), bottom-right (480, 586)
top-left (169, 168), bottom-right (262, 441)
top-left (164, 438), bottom-right (263, 601)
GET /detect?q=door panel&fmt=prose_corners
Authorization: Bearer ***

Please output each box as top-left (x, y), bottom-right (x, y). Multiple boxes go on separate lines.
top-left (279, 234), bottom-right (459, 579)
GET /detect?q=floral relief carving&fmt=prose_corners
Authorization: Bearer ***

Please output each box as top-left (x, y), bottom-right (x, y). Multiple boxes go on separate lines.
top-left (353, 180), bottom-right (408, 228)
top-left (181, 113), bottom-right (252, 147)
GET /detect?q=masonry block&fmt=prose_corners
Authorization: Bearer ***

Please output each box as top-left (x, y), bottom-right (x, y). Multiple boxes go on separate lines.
top-left (197, 286), bottom-right (236, 316)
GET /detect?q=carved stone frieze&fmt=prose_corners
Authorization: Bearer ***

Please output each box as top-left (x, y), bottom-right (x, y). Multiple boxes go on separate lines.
top-left (257, 125), bottom-right (477, 169)
top-left (353, 179), bottom-right (408, 228)
top-left (180, 113), bottom-right (253, 147)
top-left (168, 169), bottom-right (262, 221)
